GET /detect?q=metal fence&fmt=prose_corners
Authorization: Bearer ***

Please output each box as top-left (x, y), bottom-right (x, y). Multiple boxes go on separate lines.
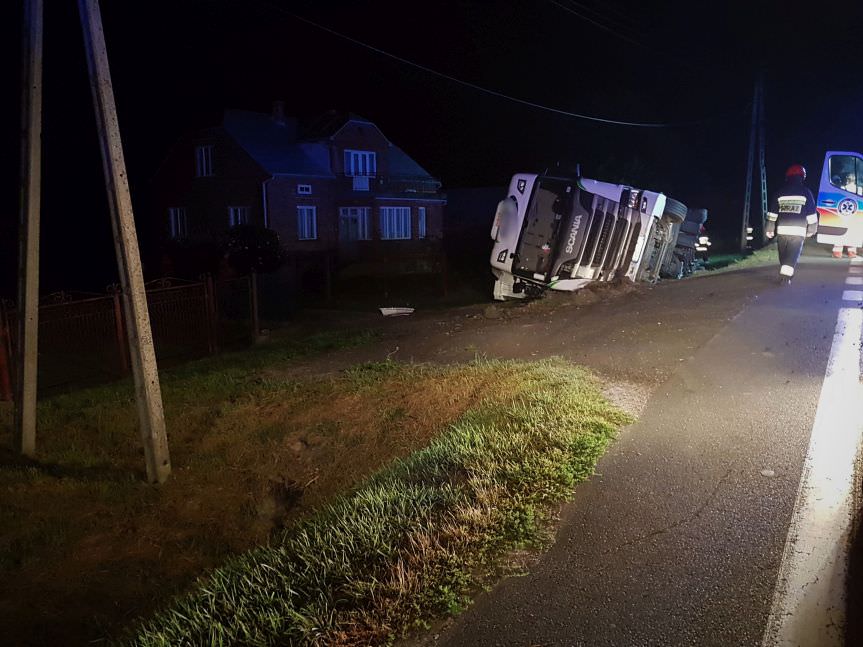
top-left (0, 275), bottom-right (255, 397)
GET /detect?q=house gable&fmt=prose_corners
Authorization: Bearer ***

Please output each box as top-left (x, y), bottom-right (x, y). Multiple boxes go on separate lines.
top-left (329, 119), bottom-right (391, 177)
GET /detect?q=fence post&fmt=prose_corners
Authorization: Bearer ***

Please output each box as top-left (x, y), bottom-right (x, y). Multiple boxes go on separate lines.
top-left (204, 274), bottom-right (219, 354)
top-left (325, 253), bottom-right (333, 302)
top-left (0, 302), bottom-right (13, 402)
top-left (249, 271), bottom-right (260, 342)
top-left (111, 287), bottom-right (129, 376)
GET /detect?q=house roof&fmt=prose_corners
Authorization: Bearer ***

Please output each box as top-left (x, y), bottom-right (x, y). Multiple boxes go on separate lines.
top-left (222, 108), bottom-right (437, 181)
top-left (387, 145), bottom-right (435, 179)
top-left (302, 110), bottom-right (377, 140)
top-left (222, 109), bottom-right (333, 177)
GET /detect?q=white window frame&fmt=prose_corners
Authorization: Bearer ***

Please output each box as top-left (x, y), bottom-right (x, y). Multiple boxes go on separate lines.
top-left (228, 205), bottom-right (250, 227)
top-left (339, 207), bottom-right (371, 241)
top-left (352, 176), bottom-right (371, 192)
top-left (297, 184), bottom-right (312, 195)
top-left (380, 206), bottom-right (412, 240)
top-left (297, 206), bottom-right (318, 240)
top-left (195, 144), bottom-right (214, 177)
top-left (343, 149), bottom-right (377, 177)
top-left (417, 207), bottom-right (427, 239)
top-left (168, 207), bottom-right (188, 239)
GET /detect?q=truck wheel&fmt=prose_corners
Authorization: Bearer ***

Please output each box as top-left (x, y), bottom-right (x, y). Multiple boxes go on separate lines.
top-left (662, 197), bottom-right (688, 224)
top-left (685, 207), bottom-right (708, 225)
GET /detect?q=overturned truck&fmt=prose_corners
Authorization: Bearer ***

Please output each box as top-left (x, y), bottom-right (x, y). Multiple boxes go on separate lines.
top-left (489, 173), bottom-right (691, 300)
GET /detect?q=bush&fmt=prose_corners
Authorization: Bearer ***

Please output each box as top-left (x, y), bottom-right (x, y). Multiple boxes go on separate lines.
top-left (223, 225), bottom-right (288, 275)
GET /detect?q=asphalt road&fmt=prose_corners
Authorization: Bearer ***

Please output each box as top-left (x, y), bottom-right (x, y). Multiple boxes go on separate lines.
top-left (385, 247), bottom-right (861, 646)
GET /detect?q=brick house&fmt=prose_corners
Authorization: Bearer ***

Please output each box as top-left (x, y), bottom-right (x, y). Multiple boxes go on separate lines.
top-left (151, 103), bottom-right (447, 287)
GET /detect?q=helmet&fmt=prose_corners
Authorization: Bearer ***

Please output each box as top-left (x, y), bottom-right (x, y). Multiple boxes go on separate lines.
top-left (785, 164), bottom-right (806, 179)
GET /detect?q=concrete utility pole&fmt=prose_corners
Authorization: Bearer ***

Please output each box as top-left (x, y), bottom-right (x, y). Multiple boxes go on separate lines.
top-left (741, 79), bottom-right (759, 252)
top-left (15, 0), bottom-right (44, 457)
top-left (78, 0), bottom-right (171, 483)
top-left (741, 73), bottom-right (767, 251)
top-left (757, 72), bottom-right (768, 245)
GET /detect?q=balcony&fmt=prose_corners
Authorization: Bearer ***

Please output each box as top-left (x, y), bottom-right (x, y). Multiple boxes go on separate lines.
top-left (342, 174), bottom-right (442, 196)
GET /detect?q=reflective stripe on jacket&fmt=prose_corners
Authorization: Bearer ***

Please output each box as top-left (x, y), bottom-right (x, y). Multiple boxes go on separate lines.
top-left (766, 177), bottom-right (818, 237)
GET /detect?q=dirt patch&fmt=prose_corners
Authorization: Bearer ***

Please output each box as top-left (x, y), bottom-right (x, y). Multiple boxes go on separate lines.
top-left (600, 379), bottom-right (653, 419)
top-left (543, 276), bottom-right (642, 307)
top-left (485, 276), bottom-right (644, 320)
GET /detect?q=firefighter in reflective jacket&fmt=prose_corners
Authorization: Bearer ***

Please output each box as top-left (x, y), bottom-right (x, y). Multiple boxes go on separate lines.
top-left (765, 164), bottom-right (818, 284)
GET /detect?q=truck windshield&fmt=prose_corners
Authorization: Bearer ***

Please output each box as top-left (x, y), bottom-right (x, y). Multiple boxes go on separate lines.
top-left (515, 178), bottom-right (573, 277)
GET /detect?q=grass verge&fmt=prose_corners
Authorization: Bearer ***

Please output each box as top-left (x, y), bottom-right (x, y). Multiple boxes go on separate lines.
top-left (1, 329), bottom-right (383, 645)
top-left (701, 244), bottom-right (776, 274)
top-left (128, 358), bottom-right (630, 646)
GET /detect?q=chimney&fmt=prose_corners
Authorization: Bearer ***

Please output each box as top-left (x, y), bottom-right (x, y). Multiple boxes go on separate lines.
top-left (272, 100), bottom-right (286, 125)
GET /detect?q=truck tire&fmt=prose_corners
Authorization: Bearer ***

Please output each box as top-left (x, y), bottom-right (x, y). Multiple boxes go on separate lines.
top-left (680, 220), bottom-right (701, 236)
top-left (662, 197), bottom-right (688, 224)
top-left (685, 207), bottom-right (708, 225)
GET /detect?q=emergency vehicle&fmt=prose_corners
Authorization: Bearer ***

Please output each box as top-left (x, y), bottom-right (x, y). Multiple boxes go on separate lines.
top-left (815, 151), bottom-right (863, 249)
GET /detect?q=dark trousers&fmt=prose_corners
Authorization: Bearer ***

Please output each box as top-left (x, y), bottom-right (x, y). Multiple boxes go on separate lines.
top-left (777, 235), bottom-right (804, 276)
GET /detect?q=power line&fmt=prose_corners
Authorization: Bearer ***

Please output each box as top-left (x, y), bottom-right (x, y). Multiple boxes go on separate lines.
top-left (565, 0), bottom-right (645, 39)
top-left (545, 0), bottom-right (642, 47)
top-left (259, 1), bottom-right (701, 128)
top-left (544, 0), bottom-right (723, 75)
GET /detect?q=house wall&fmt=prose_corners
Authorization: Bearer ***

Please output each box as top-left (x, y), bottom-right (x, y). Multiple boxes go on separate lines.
top-left (328, 121), bottom-right (391, 177)
top-left (266, 177), bottom-right (339, 253)
top-left (151, 127), bottom-right (268, 248)
top-left (151, 114), bottom-right (448, 289)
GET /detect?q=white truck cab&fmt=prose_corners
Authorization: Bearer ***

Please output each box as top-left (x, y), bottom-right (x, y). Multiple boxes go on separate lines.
top-left (490, 173), bottom-right (683, 300)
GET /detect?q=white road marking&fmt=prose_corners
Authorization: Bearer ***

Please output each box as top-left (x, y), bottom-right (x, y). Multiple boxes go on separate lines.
top-left (761, 307), bottom-right (863, 647)
top-left (845, 276), bottom-right (863, 285)
top-left (849, 266), bottom-right (863, 275)
top-left (842, 289), bottom-right (863, 301)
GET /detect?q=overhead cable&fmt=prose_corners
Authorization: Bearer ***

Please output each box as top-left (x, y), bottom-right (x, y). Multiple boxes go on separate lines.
top-left (263, 2), bottom-right (709, 128)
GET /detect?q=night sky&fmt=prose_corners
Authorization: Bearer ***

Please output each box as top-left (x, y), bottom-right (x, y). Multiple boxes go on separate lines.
top-left (2, 0), bottom-right (862, 298)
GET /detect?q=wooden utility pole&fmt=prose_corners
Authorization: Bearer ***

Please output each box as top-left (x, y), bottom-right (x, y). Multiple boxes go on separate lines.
top-left (78, 0), bottom-right (171, 483)
top-left (15, 0), bottom-right (44, 457)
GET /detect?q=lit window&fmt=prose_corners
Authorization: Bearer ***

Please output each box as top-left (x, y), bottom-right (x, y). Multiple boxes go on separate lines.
top-left (339, 207), bottom-right (371, 241)
top-left (168, 207), bottom-right (188, 239)
top-left (228, 206), bottom-right (250, 227)
top-left (195, 145), bottom-right (214, 177)
top-left (343, 149), bottom-right (377, 177)
top-left (380, 207), bottom-right (411, 240)
top-left (417, 207), bottom-right (427, 239)
top-left (298, 206), bottom-right (317, 240)
top-left (297, 184), bottom-right (312, 195)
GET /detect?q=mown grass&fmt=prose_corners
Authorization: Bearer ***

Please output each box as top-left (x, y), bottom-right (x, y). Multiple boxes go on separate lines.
top-left (0, 328), bottom-right (384, 644)
top-left (128, 358), bottom-right (631, 647)
top-left (701, 244), bottom-right (776, 274)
